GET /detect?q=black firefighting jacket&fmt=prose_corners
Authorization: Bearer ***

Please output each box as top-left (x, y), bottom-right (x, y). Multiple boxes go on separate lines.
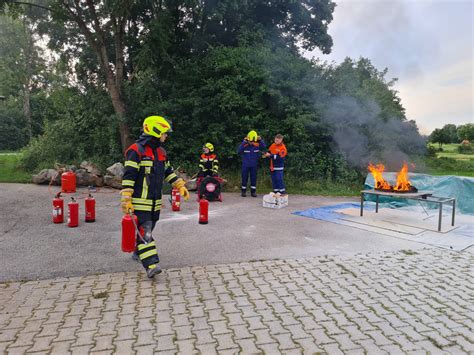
top-left (199, 153), bottom-right (219, 174)
top-left (122, 135), bottom-right (178, 212)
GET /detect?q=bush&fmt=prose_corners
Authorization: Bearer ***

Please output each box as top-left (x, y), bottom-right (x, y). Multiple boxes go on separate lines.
top-left (458, 144), bottom-right (474, 154)
top-left (426, 145), bottom-right (437, 157)
top-left (20, 116), bottom-right (122, 172)
top-left (425, 157), bottom-right (474, 176)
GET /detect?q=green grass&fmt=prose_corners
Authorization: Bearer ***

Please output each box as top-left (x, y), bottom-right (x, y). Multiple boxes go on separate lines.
top-left (0, 152), bottom-right (32, 183)
top-left (428, 143), bottom-right (474, 160)
top-left (424, 144), bottom-right (474, 177)
top-left (220, 169), bottom-right (361, 196)
top-left (423, 157), bottom-right (474, 177)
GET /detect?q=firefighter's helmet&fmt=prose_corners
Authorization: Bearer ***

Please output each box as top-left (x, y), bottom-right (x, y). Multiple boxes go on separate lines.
top-left (143, 116), bottom-right (172, 138)
top-left (204, 143), bottom-right (214, 152)
top-left (247, 130), bottom-right (258, 142)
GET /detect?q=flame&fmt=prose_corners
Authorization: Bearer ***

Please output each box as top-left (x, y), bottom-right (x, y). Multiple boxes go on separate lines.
top-left (393, 162), bottom-right (412, 191)
top-left (368, 162), bottom-right (415, 192)
top-left (368, 163), bottom-right (392, 190)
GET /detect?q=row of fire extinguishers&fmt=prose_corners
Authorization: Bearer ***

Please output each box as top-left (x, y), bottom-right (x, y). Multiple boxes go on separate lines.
top-left (52, 192), bottom-right (96, 227)
top-left (121, 188), bottom-right (209, 253)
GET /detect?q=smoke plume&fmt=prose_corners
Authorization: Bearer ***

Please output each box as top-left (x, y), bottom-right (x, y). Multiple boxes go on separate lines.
top-left (322, 96), bottom-right (426, 171)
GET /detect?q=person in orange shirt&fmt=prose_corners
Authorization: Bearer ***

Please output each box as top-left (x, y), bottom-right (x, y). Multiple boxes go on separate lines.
top-left (264, 134), bottom-right (287, 195)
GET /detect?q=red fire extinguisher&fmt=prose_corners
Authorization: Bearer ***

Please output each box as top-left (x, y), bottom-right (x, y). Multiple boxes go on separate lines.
top-left (61, 171), bottom-right (76, 193)
top-left (171, 188), bottom-right (181, 211)
top-left (52, 192), bottom-right (64, 224)
top-left (121, 213), bottom-right (137, 252)
top-left (85, 194), bottom-right (96, 222)
top-left (199, 198), bottom-right (209, 224)
top-left (68, 197), bottom-right (79, 227)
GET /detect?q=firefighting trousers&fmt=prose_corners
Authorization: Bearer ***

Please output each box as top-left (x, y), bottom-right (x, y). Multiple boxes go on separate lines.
top-left (271, 170), bottom-right (286, 193)
top-left (241, 165), bottom-right (258, 191)
top-left (135, 210), bottom-right (160, 270)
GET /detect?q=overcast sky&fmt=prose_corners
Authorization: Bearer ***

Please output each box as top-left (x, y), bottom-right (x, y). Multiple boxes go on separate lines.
top-left (305, 0), bottom-right (473, 135)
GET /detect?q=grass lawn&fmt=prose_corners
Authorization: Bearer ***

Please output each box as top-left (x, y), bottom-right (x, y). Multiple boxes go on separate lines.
top-left (0, 153), bottom-right (32, 183)
top-left (423, 143), bottom-right (474, 177)
top-left (428, 143), bottom-right (474, 160)
top-left (221, 169), bottom-right (361, 196)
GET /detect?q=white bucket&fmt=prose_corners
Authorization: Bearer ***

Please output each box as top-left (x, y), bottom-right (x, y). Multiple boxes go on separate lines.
top-left (262, 193), bottom-right (288, 209)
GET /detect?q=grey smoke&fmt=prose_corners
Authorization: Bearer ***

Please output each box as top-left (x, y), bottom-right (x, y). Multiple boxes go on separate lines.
top-left (322, 96), bottom-right (426, 170)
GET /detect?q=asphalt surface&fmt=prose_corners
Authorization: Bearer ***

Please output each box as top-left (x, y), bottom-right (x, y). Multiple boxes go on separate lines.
top-left (0, 184), bottom-right (427, 282)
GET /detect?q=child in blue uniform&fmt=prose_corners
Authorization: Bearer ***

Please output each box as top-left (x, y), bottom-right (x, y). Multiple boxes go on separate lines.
top-left (238, 130), bottom-right (266, 197)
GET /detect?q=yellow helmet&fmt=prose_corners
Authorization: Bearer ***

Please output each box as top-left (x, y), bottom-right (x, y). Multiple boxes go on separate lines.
top-left (204, 143), bottom-right (214, 152)
top-left (143, 116), bottom-right (172, 138)
top-left (247, 130), bottom-right (258, 142)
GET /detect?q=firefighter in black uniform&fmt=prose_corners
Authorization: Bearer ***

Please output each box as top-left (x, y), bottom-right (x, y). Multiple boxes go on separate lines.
top-left (198, 143), bottom-right (219, 177)
top-left (120, 116), bottom-right (189, 278)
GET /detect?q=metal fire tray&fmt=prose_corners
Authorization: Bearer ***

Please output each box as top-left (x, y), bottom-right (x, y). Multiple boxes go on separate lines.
top-left (360, 189), bottom-right (455, 232)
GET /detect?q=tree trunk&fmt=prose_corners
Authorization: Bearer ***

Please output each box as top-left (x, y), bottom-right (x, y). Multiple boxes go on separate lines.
top-left (103, 61), bottom-right (132, 152)
top-left (63, 1), bottom-right (133, 153)
top-left (23, 18), bottom-right (33, 142)
top-left (23, 86), bottom-right (32, 141)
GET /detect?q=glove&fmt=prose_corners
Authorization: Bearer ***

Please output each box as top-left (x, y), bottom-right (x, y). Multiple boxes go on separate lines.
top-left (120, 188), bottom-right (134, 214)
top-left (173, 179), bottom-right (190, 201)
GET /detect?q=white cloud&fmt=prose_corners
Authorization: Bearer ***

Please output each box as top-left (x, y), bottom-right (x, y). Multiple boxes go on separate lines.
top-left (397, 59), bottom-right (473, 134)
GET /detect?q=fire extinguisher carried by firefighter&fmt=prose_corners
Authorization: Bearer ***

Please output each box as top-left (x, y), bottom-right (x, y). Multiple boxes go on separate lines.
top-left (171, 188), bottom-right (181, 211)
top-left (121, 211), bottom-right (148, 252)
top-left (199, 198), bottom-right (209, 224)
top-left (68, 197), bottom-right (79, 227)
top-left (52, 192), bottom-right (64, 224)
top-left (121, 212), bottom-right (137, 252)
top-left (85, 194), bottom-right (96, 222)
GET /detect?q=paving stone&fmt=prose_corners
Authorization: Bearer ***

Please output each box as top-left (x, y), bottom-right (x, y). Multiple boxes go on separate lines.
top-left (155, 334), bottom-right (177, 351)
top-left (195, 342), bottom-right (218, 354)
top-left (1, 248), bottom-right (472, 354)
top-left (134, 344), bottom-right (157, 355)
top-left (70, 344), bottom-right (94, 354)
top-left (214, 333), bottom-right (238, 351)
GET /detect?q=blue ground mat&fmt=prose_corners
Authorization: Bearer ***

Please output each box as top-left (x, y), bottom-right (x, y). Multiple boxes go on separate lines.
top-left (292, 202), bottom-right (374, 222)
top-left (293, 203), bottom-right (473, 251)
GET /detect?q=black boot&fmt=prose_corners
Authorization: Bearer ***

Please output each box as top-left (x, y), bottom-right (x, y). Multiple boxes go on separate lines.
top-left (131, 250), bottom-right (139, 261)
top-left (241, 189), bottom-right (246, 197)
top-left (146, 264), bottom-right (162, 278)
top-left (251, 189), bottom-right (257, 197)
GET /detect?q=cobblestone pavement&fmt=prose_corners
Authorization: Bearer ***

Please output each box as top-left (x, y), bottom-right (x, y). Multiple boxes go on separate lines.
top-left (0, 248), bottom-right (473, 354)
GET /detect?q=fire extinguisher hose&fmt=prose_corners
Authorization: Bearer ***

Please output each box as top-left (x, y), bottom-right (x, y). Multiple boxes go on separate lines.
top-left (128, 210), bottom-right (148, 245)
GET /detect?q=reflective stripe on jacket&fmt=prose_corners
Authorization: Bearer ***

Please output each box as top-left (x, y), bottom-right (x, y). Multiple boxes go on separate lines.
top-left (238, 139), bottom-right (266, 167)
top-left (199, 153), bottom-right (219, 174)
top-left (122, 143), bottom-right (178, 212)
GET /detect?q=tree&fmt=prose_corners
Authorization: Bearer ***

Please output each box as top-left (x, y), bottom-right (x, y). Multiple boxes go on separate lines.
top-left (457, 123), bottom-right (474, 142)
top-left (441, 124), bottom-right (458, 143)
top-left (430, 128), bottom-right (450, 148)
top-left (0, 15), bottom-right (46, 142)
top-left (1, 0), bottom-right (336, 152)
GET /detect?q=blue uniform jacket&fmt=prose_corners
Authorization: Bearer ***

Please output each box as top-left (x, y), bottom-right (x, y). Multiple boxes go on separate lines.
top-left (238, 139), bottom-right (266, 167)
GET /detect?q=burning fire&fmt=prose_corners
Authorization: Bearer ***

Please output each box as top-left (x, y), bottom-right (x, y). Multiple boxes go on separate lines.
top-left (368, 163), bottom-right (391, 190)
top-left (368, 162), bottom-right (416, 192)
top-left (394, 163), bottom-right (412, 191)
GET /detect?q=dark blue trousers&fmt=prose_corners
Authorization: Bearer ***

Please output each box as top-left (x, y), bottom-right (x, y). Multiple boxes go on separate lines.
top-left (271, 170), bottom-right (286, 193)
top-left (241, 165), bottom-right (257, 191)
top-left (134, 210), bottom-right (160, 269)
